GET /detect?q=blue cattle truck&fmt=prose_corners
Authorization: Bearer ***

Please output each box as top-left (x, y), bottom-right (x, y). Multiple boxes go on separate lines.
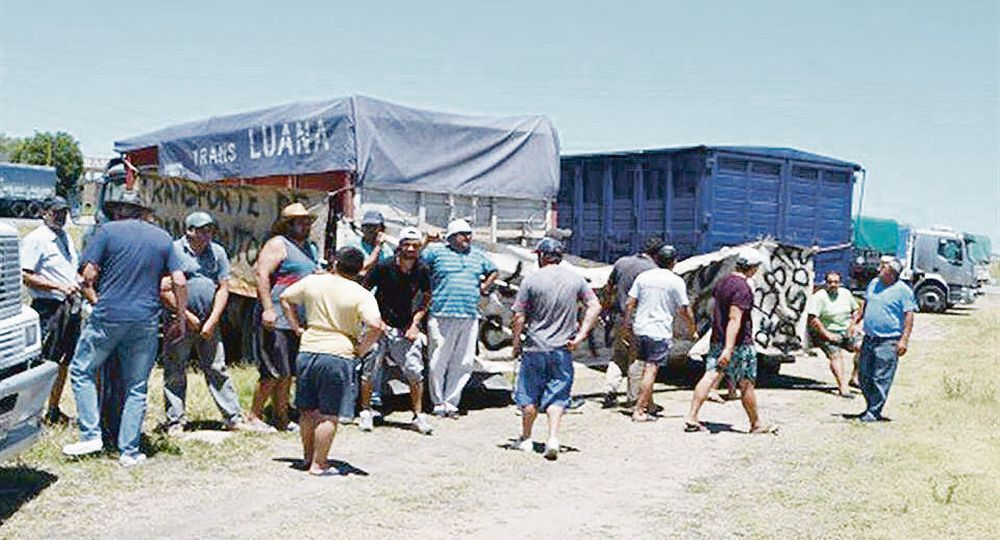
top-left (0, 221), bottom-right (55, 462)
top-left (0, 163), bottom-right (58, 219)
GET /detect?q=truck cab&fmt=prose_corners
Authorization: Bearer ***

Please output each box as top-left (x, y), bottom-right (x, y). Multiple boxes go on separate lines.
top-left (902, 227), bottom-right (978, 312)
top-left (0, 222), bottom-right (57, 462)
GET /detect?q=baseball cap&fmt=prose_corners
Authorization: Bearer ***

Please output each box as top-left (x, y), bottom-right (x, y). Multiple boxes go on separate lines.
top-left (185, 211), bottom-right (214, 229)
top-left (535, 237), bottom-right (565, 255)
top-left (445, 219), bottom-right (473, 238)
top-left (399, 227), bottom-right (423, 242)
top-left (43, 195), bottom-right (70, 210)
top-left (361, 210), bottom-right (385, 226)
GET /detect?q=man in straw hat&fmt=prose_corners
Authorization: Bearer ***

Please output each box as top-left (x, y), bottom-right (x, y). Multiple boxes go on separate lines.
top-left (62, 187), bottom-right (189, 467)
top-left (248, 202), bottom-right (321, 432)
top-left (421, 218), bottom-right (497, 418)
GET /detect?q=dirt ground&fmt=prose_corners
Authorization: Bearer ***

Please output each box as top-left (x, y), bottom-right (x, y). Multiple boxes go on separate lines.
top-left (2, 290), bottom-right (997, 539)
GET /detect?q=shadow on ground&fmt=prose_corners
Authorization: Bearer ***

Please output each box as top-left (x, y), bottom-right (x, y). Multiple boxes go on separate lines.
top-left (272, 457), bottom-right (369, 476)
top-left (0, 466), bottom-right (58, 524)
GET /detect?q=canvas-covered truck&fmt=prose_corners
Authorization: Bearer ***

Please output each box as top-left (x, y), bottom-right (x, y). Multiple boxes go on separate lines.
top-left (0, 222), bottom-right (55, 462)
top-left (101, 95), bottom-right (560, 386)
top-left (0, 163), bottom-right (58, 219)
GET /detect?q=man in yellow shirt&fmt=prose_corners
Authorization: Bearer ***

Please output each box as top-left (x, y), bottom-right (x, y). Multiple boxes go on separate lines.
top-left (280, 247), bottom-right (383, 476)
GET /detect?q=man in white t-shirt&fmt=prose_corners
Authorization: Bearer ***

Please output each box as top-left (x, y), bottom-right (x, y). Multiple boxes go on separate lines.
top-left (20, 196), bottom-right (82, 424)
top-left (622, 245), bottom-right (696, 422)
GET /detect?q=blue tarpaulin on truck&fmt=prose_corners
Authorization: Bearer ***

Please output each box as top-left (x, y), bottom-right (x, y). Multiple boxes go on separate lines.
top-left (113, 95), bottom-right (560, 200)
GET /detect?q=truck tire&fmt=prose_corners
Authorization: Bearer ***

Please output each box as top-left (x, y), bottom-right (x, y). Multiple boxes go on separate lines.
top-left (916, 283), bottom-right (948, 313)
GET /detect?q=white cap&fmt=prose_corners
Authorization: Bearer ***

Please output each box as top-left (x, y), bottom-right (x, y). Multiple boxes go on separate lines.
top-left (445, 219), bottom-right (473, 239)
top-left (736, 247), bottom-right (768, 270)
top-left (399, 226), bottom-right (423, 242)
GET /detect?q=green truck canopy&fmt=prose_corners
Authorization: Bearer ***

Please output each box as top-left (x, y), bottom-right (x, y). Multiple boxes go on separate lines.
top-left (853, 216), bottom-right (900, 254)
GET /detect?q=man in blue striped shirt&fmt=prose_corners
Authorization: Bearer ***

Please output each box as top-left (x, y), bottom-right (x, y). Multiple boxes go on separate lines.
top-left (422, 219), bottom-right (497, 417)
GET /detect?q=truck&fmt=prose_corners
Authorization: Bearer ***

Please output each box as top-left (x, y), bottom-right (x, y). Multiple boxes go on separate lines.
top-left (0, 222), bottom-right (56, 462)
top-left (0, 163), bottom-right (58, 219)
top-left (900, 227), bottom-right (979, 312)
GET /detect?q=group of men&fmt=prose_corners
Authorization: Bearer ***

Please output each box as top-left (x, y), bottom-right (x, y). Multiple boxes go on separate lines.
top-left (23, 191), bottom-right (916, 470)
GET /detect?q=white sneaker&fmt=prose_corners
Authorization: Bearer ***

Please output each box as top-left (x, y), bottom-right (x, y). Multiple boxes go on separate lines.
top-left (284, 421), bottom-right (300, 433)
top-left (515, 437), bottom-right (534, 452)
top-left (412, 414), bottom-right (434, 435)
top-left (544, 437), bottom-right (560, 461)
top-left (119, 453), bottom-right (148, 468)
top-left (62, 438), bottom-right (103, 457)
top-left (359, 410), bottom-right (374, 432)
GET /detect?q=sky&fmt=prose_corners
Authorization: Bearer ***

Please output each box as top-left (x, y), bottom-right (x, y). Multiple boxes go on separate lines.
top-left (2, 1), bottom-right (998, 246)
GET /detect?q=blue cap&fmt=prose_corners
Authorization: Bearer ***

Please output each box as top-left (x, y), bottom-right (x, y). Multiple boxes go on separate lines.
top-left (361, 210), bottom-right (384, 226)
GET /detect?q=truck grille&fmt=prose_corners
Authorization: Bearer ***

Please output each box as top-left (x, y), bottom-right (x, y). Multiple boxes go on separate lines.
top-left (0, 235), bottom-right (21, 320)
top-left (0, 320), bottom-right (27, 371)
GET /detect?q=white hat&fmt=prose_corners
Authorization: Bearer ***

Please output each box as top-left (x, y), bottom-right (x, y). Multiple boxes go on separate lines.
top-left (445, 219), bottom-right (473, 239)
top-left (736, 247), bottom-right (768, 270)
top-left (399, 226), bottom-right (423, 242)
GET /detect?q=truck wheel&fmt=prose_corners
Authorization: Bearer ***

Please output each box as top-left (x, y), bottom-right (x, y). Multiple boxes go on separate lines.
top-left (916, 284), bottom-right (948, 313)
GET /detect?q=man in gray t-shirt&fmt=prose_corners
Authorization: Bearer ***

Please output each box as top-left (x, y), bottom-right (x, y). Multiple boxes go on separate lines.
top-left (160, 212), bottom-right (244, 434)
top-left (511, 238), bottom-right (601, 460)
top-left (600, 237), bottom-right (662, 408)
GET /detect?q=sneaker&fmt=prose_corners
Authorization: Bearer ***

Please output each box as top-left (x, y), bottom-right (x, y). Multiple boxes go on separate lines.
top-left (359, 410), bottom-right (374, 432)
top-left (119, 453), bottom-right (148, 468)
top-left (544, 438), bottom-right (560, 461)
top-left (648, 402), bottom-right (664, 416)
top-left (858, 413), bottom-right (879, 423)
top-left (567, 397), bottom-right (586, 410)
top-left (62, 438), bottom-right (103, 457)
top-left (432, 405), bottom-right (448, 418)
top-left (514, 437), bottom-right (534, 452)
top-left (601, 393), bottom-right (617, 409)
top-left (284, 421), bottom-right (300, 433)
top-left (412, 414), bottom-right (434, 435)
top-left (166, 423), bottom-right (185, 437)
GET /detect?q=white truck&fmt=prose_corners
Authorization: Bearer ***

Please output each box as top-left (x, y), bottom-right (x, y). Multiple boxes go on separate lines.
top-left (0, 222), bottom-right (55, 462)
top-left (900, 227), bottom-right (978, 312)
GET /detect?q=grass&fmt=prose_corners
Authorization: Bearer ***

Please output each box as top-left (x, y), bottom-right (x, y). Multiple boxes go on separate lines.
top-left (689, 298), bottom-right (1000, 539)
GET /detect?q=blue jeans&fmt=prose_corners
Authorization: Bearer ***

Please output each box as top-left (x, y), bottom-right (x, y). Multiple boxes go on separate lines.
top-left (858, 336), bottom-right (899, 418)
top-left (70, 317), bottom-right (160, 457)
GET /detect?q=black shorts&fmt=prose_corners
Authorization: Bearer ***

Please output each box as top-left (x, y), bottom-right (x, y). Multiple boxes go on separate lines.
top-left (294, 352), bottom-right (355, 417)
top-left (32, 297), bottom-right (82, 365)
top-left (252, 327), bottom-right (300, 379)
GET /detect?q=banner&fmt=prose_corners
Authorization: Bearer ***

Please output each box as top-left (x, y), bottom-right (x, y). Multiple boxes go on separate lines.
top-left (135, 174), bottom-right (329, 296)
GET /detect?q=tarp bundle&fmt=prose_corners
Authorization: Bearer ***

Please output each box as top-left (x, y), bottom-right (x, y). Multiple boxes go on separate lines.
top-left (113, 96), bottom-right (560, 201)
top-left (853, 216), bottom-right (900, 254)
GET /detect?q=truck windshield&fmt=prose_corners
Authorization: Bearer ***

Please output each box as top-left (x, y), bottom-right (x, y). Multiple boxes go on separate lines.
top-left (938, 238), bottom-right (964, 264)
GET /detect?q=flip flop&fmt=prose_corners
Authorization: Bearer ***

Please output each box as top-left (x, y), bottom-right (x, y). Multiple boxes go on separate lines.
top-left (749, 424), bottom-right (780, 435)
top-left (684, 421), bottom-right (707, 433)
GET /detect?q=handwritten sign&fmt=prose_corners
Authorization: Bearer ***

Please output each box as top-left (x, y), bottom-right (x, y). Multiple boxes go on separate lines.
top-left (136, 174), bottom-right (329, 296)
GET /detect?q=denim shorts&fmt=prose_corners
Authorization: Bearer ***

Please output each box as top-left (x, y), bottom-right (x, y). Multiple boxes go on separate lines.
top-left (635, 335), bottom-right (672, 366)
top-left (515, 349), bottom-right (574, 410)
top-left (704, 343), bottom-right (758, 384)
top-left (294, 352), bottom-right (355, 417)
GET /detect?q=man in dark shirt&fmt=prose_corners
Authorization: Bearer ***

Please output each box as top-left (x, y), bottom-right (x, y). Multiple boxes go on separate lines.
top-left (360, 227), bottom-right (434, 434)
top-left (601, 237), bottom-right (662, 408)
top-left (684, 248), bottom-right (777, 434)
top-left (62, 188), bottom-right (188, 467)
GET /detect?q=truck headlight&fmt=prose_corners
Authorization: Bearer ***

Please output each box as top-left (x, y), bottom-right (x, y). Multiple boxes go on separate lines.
top-left (24, 324), bottom-right (38, 347)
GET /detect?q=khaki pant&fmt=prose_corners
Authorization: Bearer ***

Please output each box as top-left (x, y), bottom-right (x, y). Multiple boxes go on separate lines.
top-left (604, 325), bottom-right (644, 403)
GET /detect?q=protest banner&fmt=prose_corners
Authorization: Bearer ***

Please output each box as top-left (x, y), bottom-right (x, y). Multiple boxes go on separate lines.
top-left (135, 174), bottom-right (329, 296)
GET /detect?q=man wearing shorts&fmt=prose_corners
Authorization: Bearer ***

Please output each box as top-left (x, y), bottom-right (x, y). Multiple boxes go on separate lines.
top-left (20, 196), bottom-right (82, 424)
top-left (684, 248), bottom-right (776, 434)
top-left (807, 271), bottom-right (861, 398)
top-left (280, 247), bottom-right (383, 476)
top-left (511, 238), bottom-right (600, 460)
top-left (360, 226), bottom-right (433, 435)
top-left (250, 203), bottom-right (320, 432)
top-left (600, 237), bottom-right (662, 409)
top-left (622, 245), bottom-right (696, 422)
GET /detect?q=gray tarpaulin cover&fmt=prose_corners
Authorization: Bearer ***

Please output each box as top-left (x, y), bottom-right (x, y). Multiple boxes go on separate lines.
top-left (114, 95), bottom-right (560, 200)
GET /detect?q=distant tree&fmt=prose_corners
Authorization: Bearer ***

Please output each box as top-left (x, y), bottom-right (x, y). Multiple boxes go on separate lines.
top-left (0, 133), bottom-right (22, 161)
top-left (10, 131), bottom-right (84, 198)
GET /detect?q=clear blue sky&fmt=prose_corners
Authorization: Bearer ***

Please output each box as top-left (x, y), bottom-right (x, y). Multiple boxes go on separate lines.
top-left (2, 1), bottom-right (997, 245)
